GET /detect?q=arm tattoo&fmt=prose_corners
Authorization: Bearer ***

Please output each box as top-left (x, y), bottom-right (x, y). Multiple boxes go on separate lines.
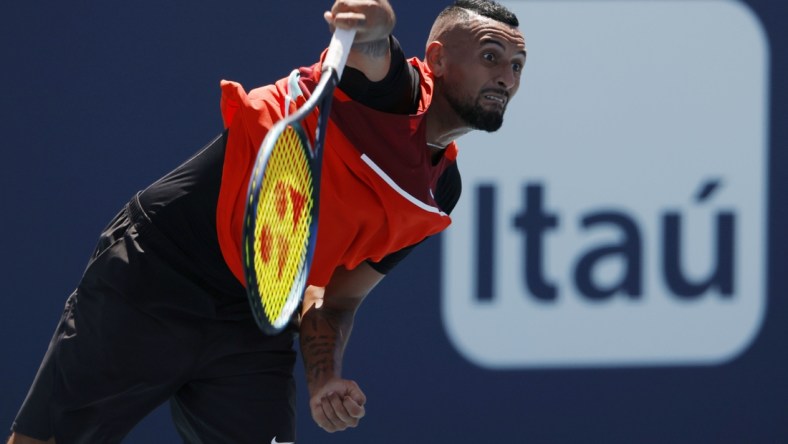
top-left (352, 38), bottom-right (390, 58)
top-left (301, 309), bottom-right (348, 388)
top-left (302, 334), bottom-right (334, 383)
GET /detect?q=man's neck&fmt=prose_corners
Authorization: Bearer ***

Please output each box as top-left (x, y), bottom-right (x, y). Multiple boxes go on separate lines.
top-left (424, 92), bottom-right (472, 148)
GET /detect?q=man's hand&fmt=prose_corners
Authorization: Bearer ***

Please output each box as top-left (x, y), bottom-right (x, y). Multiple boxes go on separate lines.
top-left (323, 0), bottom-right (395, 44)
top-left (309, 377), bottom-right (367, 432)
top-left (323, 1), bottom-right (395, 81)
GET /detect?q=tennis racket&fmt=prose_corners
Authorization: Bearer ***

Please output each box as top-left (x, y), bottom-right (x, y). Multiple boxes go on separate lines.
top-left (243, 28), bottom-right (356, 335)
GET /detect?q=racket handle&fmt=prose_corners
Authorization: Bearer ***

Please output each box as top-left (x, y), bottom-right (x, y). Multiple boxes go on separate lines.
top-left (323, 28), bottom-right (357, 79)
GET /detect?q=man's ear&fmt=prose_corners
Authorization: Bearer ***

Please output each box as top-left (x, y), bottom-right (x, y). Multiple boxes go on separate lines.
top-left (425, 41), bottom-right (446, 77)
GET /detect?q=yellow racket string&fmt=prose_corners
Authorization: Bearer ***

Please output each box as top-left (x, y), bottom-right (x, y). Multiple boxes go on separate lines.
top-left (252, 126), bottom-right (314, 324)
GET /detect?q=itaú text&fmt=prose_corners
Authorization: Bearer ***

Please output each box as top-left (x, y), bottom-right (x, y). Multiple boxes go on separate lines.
top-left (473, 181), bottom-right (735, 303)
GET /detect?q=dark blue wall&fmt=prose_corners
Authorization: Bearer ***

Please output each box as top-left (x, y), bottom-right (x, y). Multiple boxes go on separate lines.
top-left (1, 1), bottom-right (786, 442)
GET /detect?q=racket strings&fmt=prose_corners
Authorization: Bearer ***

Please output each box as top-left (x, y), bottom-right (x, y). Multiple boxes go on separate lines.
top-left (252, 126), bottom-right (315, 325)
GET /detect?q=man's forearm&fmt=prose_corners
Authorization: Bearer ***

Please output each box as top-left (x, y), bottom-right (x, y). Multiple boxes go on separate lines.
top-left (300, 305), bottom-right (355, 394)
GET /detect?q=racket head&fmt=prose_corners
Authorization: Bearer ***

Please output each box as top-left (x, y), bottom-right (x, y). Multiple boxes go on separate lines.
top-left (243, 120), bottom-right (319, 334)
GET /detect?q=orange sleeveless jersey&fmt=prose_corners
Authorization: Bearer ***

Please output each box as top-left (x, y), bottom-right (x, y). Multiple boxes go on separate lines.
top-left (218, 55), bottom-right (457, 287)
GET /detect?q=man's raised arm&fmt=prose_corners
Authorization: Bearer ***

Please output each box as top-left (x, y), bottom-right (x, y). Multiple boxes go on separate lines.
top-left (324, 0), bottom-right (396, 81)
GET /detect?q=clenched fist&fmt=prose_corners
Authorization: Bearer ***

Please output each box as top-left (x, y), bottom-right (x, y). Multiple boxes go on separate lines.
top-left (309, 377), bottom-right (367, 432)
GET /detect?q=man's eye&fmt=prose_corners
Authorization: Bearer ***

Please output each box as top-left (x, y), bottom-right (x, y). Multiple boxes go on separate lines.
top-left (512, 63), bottom-right (522, 73)
top-left (483, 53), bottom-right (496, 62)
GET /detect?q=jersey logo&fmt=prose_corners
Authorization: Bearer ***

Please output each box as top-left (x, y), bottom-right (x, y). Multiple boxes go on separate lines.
top-left (258, 179), bottom-right (309, 280)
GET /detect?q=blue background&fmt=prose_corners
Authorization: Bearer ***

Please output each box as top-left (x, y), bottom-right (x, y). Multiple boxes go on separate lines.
top-left (1, 1), bottom-right (786, 442)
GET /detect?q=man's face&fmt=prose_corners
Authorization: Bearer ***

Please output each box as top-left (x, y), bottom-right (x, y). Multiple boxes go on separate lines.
top-left (441, 16), bottom-right (527, 132)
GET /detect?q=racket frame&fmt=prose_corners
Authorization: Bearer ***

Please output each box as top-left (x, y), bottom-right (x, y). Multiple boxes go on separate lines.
top-left (243, 29), bottom-right (356, 334)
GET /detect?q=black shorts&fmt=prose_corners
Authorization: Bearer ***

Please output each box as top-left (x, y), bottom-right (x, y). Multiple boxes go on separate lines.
top-left (12, 195), bottom-right (298, 443)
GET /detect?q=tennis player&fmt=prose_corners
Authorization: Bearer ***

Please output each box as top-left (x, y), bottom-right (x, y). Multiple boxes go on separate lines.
top-left (9, 0), bottom-right (525, 442)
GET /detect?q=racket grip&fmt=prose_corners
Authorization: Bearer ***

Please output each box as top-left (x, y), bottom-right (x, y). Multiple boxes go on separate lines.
top-left (323, 28), bottom-right (357, 79)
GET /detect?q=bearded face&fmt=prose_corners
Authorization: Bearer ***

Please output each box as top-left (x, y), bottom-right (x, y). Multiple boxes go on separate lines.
top-left (444, 87), bottom-right (507, 132)
top-left (430, 15), bottom-right (526, 134)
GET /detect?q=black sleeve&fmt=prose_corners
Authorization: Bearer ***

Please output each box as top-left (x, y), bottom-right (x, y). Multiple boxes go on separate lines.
top-left (366, 162), bottom-right (462, 274)
top-left (337, 36), bottom-right (420, 115)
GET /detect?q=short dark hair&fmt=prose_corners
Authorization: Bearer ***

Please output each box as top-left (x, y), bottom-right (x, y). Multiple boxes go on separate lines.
top-left (438, 0), bottom-right (519, 28)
